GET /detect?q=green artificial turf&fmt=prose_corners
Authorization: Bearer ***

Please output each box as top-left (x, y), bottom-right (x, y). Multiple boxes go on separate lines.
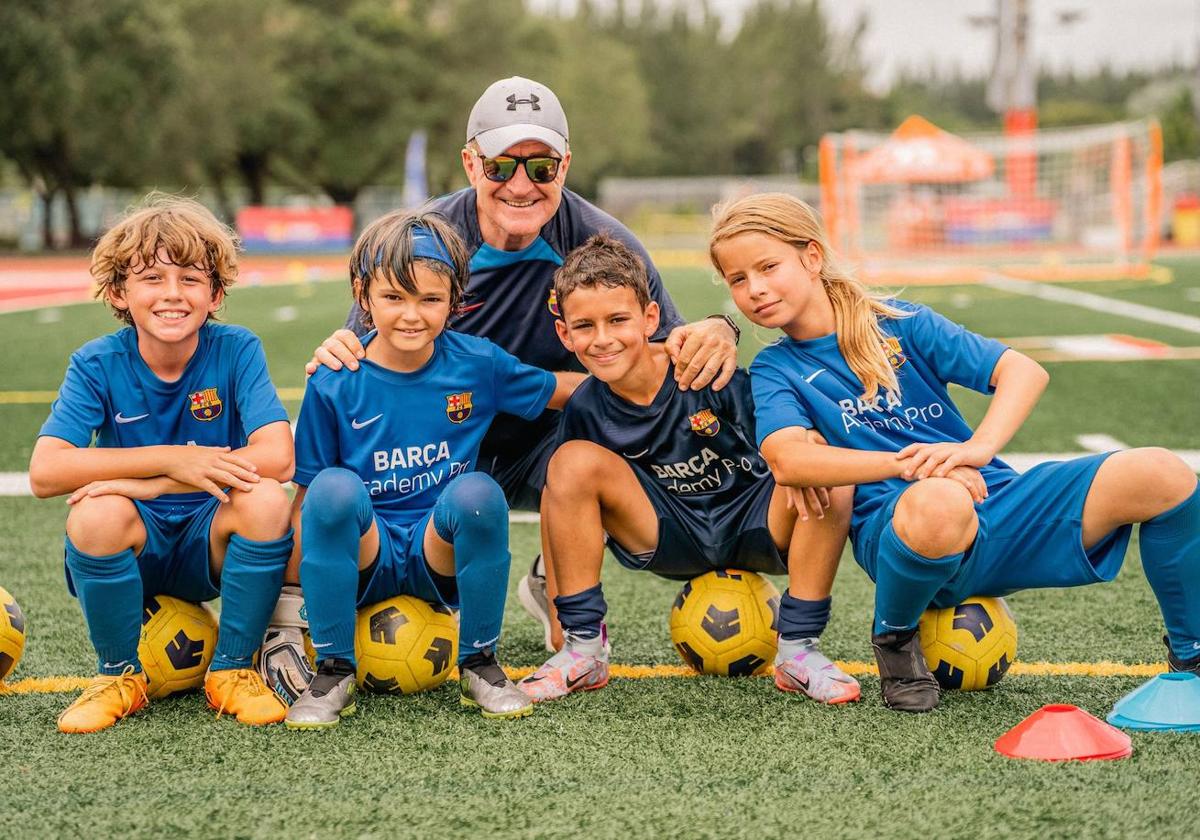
top-left (1, 262), bottom-right (1198, 838)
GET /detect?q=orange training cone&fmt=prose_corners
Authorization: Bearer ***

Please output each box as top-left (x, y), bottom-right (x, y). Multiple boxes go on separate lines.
top-left (994, 704), bottom-right (1133, 761)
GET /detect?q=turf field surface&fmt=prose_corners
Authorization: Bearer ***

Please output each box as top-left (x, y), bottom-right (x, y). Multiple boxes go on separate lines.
top-left (1, 258), bottom-right (1198, 838)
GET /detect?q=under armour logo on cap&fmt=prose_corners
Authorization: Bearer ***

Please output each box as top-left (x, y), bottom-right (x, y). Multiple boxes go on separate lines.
top-left (467, 76), bottom-right (568, 157)
top-left (506, 93), bottom-right (541, 111)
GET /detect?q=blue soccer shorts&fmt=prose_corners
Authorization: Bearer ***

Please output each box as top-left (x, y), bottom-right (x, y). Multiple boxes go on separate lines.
top-left (608, 474), bottom-right (787, 581)
top-left (853, 452), bottom-right (1132, 607)
top-left (356, 511), bottom-right (457, 609)
top-left (64, 497), bottom-right (223, 603)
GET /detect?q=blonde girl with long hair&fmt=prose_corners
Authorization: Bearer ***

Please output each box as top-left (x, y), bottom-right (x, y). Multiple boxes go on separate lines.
top-left (710, 193), bottom-right (1199, 713)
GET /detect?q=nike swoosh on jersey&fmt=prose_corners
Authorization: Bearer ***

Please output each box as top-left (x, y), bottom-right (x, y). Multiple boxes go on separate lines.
top-left (457, 301), bottom-right (486, 314)
top-left (623, 448), bottom-right (650, 459)
top-left (351, 414), bottom-right (383, 430)
top-left (803, 369), bottom-right (826, 384)
top-left (114, 412), bottom-right (149, 424)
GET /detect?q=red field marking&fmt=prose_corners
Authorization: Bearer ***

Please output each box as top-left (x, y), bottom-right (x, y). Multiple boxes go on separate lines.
top-left (0, 254), bottom-right (348, 313)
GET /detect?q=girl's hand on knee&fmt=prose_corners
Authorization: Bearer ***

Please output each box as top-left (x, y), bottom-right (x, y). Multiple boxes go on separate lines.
top-left (939, 466), bottom-right (988, 503)
top-left (898, 440), bottom-right (993, 480)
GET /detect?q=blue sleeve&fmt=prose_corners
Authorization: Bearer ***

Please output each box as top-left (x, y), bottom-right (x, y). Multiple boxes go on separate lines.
top-left (491, 345), bottom-right (557, 421)
top-left (39, 353), bottom-right (105, 448)
top-left (900, 304), bottom-right (1008, 394)
top-left (293, 381), bottom-right (339, 487)
top-left (233, 335), bottom-right (289, 437)
top-left (749, 353), bottom-right (814, 448)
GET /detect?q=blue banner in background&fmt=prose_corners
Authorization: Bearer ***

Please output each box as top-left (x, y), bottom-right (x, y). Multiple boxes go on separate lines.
top-left (402, 130), bottom-right (429, 209)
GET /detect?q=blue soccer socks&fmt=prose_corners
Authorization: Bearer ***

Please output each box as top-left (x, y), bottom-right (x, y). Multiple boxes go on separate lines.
top-left (431, 473), bottom-right (511, 665)
top-left (553, 583), bottom-right (608, 641)
top-left (65, 539), bottom-right (143, 676)
top-left (300, 468), bottom-right (377, 666)
top-left (1140, 484), bottom-right (1200, 660)
top-left (210, 530), bottom-right (292, 672)
top-left (872, 522), bottom-right (963, 636)
top-left (778, 593), bottom-right (832, 641)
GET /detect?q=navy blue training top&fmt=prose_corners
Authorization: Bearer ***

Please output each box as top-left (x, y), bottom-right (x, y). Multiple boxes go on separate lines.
top-left (561, 364), bottom-right (772, 543)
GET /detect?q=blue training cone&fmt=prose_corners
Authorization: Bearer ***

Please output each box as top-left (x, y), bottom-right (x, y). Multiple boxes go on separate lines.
top-left (1107, 672), bottom-right (1200, 732)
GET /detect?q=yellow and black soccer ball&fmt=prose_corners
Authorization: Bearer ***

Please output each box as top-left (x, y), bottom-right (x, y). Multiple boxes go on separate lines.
top-left (355, 595), bottom-right (458, 694)
top-left (669, 569), bottom-right (780, 676)
top-left (139, 595), bottom-right (219, 699)
top-left (0, 586), bottom-right (26, 683)
top-left (918, 596), bottom-right (1018, 691)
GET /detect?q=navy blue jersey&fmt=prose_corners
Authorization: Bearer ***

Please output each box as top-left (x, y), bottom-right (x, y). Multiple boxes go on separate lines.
top-left (39, 322), bottom-right (288, 515)
top-left (294, 330), bottom-right (556, 528)
top-left (346, 188), bottom-right (685, 459)
top-left (561, 363), bottom-right (773, 544)
top-left (750, 301), bottom-right (1015, 535)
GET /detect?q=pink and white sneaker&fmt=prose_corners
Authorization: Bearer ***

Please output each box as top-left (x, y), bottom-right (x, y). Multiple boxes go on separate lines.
top-left (519, 626), bottom-right (610, 702)
top-left (773, 637), bottom-right (860, 704)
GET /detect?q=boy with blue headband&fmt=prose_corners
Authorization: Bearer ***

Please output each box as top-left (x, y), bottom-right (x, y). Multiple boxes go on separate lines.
top-left (286, 210), bottom-right (571, 727)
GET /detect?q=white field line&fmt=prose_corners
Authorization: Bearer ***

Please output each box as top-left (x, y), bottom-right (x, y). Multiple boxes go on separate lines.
top-left (982, 273), bottom-right (1200, 334)
top-left (5, 446), bottom-right (1199, 501)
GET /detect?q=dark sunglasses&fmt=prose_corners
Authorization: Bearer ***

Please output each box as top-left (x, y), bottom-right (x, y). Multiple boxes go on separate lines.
top-left (468, 149), bottom-right (562, 184)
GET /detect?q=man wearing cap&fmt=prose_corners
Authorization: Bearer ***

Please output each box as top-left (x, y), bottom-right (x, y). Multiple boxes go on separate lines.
top-left (307, 76), bottom-right (739, 650)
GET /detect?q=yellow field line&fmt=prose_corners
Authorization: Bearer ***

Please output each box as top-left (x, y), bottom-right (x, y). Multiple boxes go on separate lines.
top-left (0, 661), bottom-right (1169, 695)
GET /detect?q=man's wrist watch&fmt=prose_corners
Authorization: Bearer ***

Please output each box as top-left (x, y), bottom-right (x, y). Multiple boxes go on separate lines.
top-left (705, 313), bottom-right (741, 345)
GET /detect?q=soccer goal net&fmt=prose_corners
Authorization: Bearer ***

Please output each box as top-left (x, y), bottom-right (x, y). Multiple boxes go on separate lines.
top-left (818, 117), bottom-right (1162, 285)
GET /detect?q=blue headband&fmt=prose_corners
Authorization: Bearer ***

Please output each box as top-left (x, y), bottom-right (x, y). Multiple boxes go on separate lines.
top-left (411, 226), bottom-right (455, 269)
top-left (359, 225), bottom-right (455, 278)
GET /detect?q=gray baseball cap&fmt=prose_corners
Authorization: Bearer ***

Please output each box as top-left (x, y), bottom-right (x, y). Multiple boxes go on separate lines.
top-left (466, 77), bottom-right (569, 158)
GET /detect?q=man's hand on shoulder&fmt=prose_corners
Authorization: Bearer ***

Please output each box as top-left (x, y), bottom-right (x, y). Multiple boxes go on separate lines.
top-left (664, 317), bottom-right (738, 391)
top-left (305, 329), bottom-right (365, 376)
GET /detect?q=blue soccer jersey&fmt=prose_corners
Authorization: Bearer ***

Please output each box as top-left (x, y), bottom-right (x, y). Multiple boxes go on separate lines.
top-left (561, 364), bottom-right (773, 544)
top-left (293, 330), bottom-right (557, 527)
top-left (345, 188), bottom-right (685, 461)
top-left (750, 301), bottom-right (1016, 534)
top-left (39, 322), bottom-right (288, 514)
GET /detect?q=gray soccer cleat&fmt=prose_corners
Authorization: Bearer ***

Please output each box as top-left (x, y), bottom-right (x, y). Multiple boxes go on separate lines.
top-left (871, 627), bottom-right (940, 713)
top-left (285, 663), bottom-right (357, 730)
top-left (459, 653), bottom-right (533, 720)
top-left (517, 554), bottom-right (555, 652)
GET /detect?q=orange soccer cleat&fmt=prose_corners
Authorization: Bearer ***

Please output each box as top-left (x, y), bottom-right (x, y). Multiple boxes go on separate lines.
top-left (57, 667), bottom-right (149, 734)
top-left (205, 668), bottom-right (287, 726)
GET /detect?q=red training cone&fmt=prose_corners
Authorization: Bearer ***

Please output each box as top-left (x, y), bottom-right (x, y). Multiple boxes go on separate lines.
top-left (994, 704), bottom-right (1133, 762)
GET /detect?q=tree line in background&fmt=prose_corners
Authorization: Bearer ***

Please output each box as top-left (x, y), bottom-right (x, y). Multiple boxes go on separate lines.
top-left (2, 0), bottom-right (1195, 248)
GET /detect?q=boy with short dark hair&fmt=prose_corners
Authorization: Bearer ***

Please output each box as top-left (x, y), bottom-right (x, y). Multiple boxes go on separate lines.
top-left (30, 195), bottom-right (295, 732)
top-left (519, 233), bottom-right (859, 704)
top-left (285, 209), bottom-right (573, 728)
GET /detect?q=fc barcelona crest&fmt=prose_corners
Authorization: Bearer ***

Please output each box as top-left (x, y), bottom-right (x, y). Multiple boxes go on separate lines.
top-left (882, 336), bottom-right (907, 369)
top-left (547, 287), bottom-right (561, 317)
top-left (446, 392), bottom-right (473, 424)
top-left (688, 408), bottom-right (720, 437)
top-left (188, 387), bottom-right (223, 421)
